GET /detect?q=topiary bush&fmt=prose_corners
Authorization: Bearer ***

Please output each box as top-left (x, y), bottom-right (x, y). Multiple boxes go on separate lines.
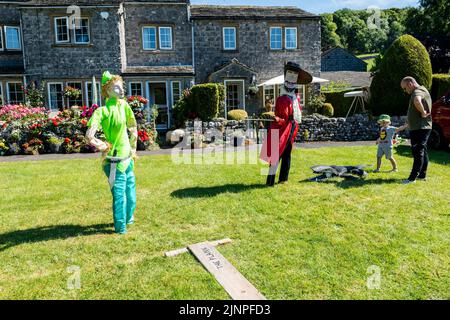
top-left (172, 83), bottom-right (225, 126)
top-left (189, 83), bottom-right (224, 121)
top-left (370, 34), bottom-right (432, 116)
top-left (227, 109), bottom-right (248, 121)
top-left (320, 103), bottom-right (334, 117)
top-left (431, 74), bottom-right (450, 101)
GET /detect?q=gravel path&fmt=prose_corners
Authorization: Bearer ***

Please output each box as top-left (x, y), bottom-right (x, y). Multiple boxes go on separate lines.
top-left (0, 141), bottom-right (377, 163)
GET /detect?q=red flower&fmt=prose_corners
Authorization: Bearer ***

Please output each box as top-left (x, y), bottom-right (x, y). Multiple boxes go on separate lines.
top-left (64, 138), bottom-right (71, 144)
top-left (138, 130), bottom-right (150, 142)
top-left (81, 119), bottom-right (88, 127)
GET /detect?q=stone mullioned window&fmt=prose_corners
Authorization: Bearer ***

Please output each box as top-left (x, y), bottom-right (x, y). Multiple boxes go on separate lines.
top-left (53, 16), bottom-right (91, 45)
top-left (142, 26), bottom-right (173, 51)
top-left (270, 26), bottom-right (298, 50)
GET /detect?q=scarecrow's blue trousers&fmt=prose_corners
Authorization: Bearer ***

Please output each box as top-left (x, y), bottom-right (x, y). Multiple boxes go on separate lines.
top-left (103, 161), bottom-right (136, 234)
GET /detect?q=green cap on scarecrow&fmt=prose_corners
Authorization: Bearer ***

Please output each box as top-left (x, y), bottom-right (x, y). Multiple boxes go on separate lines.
top-left (102, 71), bottom-right (113, 85)
top-left (377, 114), bottom-right (391, 123)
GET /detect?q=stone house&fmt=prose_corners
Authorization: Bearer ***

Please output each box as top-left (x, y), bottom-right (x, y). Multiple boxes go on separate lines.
top-left (0, 0), bottom-right (321, 130)
top-left (321, 47), bottom-right (367, 72)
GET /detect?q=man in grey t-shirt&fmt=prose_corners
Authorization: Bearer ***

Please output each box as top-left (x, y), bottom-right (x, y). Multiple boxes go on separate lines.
top-left (400, 76), bottom-right (432, 184)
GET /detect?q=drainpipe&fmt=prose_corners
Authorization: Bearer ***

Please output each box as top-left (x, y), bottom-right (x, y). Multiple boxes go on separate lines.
top-left (189, 4), bottom-right (195, 86)
top-left (19, 9), bottom-right (27, 89)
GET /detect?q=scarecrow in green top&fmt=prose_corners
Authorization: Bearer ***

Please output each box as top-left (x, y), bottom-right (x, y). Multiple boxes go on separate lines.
top-left (86, 71), bottom-right (138, 234)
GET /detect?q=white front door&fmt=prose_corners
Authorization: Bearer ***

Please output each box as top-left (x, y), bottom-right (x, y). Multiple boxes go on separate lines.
top-left (224, 79), bottom-right (245, 117)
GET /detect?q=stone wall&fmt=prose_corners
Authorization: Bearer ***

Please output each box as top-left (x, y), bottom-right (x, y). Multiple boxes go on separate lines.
top-left (21, 6), bottom-right (123, 80)
top-left (298, 114), bottom-right (408, 141)
top-left (123, 2), bottom-right (193, 68)
top-left (0, 4), bottom-right (24, 73)
top-left (183, 114), bottom-right (408, 143)
top-left (193, 19), bottom-right (321, 84)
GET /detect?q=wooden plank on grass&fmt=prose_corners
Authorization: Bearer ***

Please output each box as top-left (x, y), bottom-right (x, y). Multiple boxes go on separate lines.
top-left (188, 242), bottom-right (266, 300)
top-left (165, 238), bottom-right (232, 257)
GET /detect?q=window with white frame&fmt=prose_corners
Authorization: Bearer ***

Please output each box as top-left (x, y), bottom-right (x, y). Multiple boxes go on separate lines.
top-left (129, 82), bottom-right (143, 97)
top-left (7, 82), bottom-right (24, 104)
top-left (142, 27), bottom-right (157, 50)
top-left (270, 27), bottom-right (282, 50)
top-left (264, 85), bottom-right (275, 110)
top-left (74, 18), bottom-right (90, 44)
top-left (48, 83), bottom-right (64, 110)
top-left (0, 30), bottom-right (3, 51)
top-left (285, 27), bottom-right (297, 49)
top-left (0, 82), bottom-right (3, 106)
top-left (159, 27), bottom-right (173, 50)
top-left (223, 27), bottom-right (236, 50)
top-left (55, 17), bottom-right (69, 43)
top-left (85, 82), bottom-right (102, 107)
top-left (5, 26), bottom-right (21, 50)
top-left (171, 81), bottom-right (181, 105)
top-left (66, 82), bottom-right (83, 107)
top-left (54, 17), bottom-right (90, 45)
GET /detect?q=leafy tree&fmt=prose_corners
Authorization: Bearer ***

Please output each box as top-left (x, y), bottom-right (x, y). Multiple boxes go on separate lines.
top-left (419, 0), bottom-right (450, 36)
top-left (321, 13), bottom-right (342, 51)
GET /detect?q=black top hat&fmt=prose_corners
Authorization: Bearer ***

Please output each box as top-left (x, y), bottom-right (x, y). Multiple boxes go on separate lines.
top-left (284, 61), bottom-right (313, 85)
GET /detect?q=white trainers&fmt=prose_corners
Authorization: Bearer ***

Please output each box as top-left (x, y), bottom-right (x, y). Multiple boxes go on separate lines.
top-left (402, 179), bottom-right (416, 185)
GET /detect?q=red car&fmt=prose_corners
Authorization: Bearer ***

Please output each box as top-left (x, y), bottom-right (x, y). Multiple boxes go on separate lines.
top-left (429, 89), bottom-right (450, 149)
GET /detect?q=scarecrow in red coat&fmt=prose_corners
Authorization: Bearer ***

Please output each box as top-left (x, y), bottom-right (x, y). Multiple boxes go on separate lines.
top-left (260, 62), bottom-right (313, 186)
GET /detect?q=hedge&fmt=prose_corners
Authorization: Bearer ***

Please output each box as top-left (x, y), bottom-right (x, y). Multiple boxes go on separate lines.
top-left (322, 89), bottom-right (355, 117)
top-left (431, 74), bottom-right (450, 101)
top-left (370, 35), bottom-right (432, 116)
top-left (172, 83), bottom-right (225, 126)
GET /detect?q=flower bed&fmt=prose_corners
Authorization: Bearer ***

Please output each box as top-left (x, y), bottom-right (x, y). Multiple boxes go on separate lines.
top-left (0, 99), bottom-right (159, 156)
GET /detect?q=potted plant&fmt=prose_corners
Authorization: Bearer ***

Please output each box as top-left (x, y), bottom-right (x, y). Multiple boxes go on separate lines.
top-left (64, 86), bottom-right (82, 101)
top-left (248, 85), bottom-right (259, 96)
top-left (47, 136), bottom-right (63, 153)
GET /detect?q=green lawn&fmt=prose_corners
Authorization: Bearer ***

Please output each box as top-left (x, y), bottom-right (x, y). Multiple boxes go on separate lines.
top-left (357, 53), bottom-right (380, 72)
top-left (0, 145), bottom-right (449, 300)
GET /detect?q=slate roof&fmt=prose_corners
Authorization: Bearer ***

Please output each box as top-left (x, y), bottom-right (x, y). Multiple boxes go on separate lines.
top-left (190, 5), bottom-right (319, 20)
top-left (211, 58), bottom-right (256, 75)
top-left (17, 0), bottom-right (187, 6)
top-left (320, 71), bottom-right (373, 88)
top-left (122, 65), bottom-right (194, 76)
